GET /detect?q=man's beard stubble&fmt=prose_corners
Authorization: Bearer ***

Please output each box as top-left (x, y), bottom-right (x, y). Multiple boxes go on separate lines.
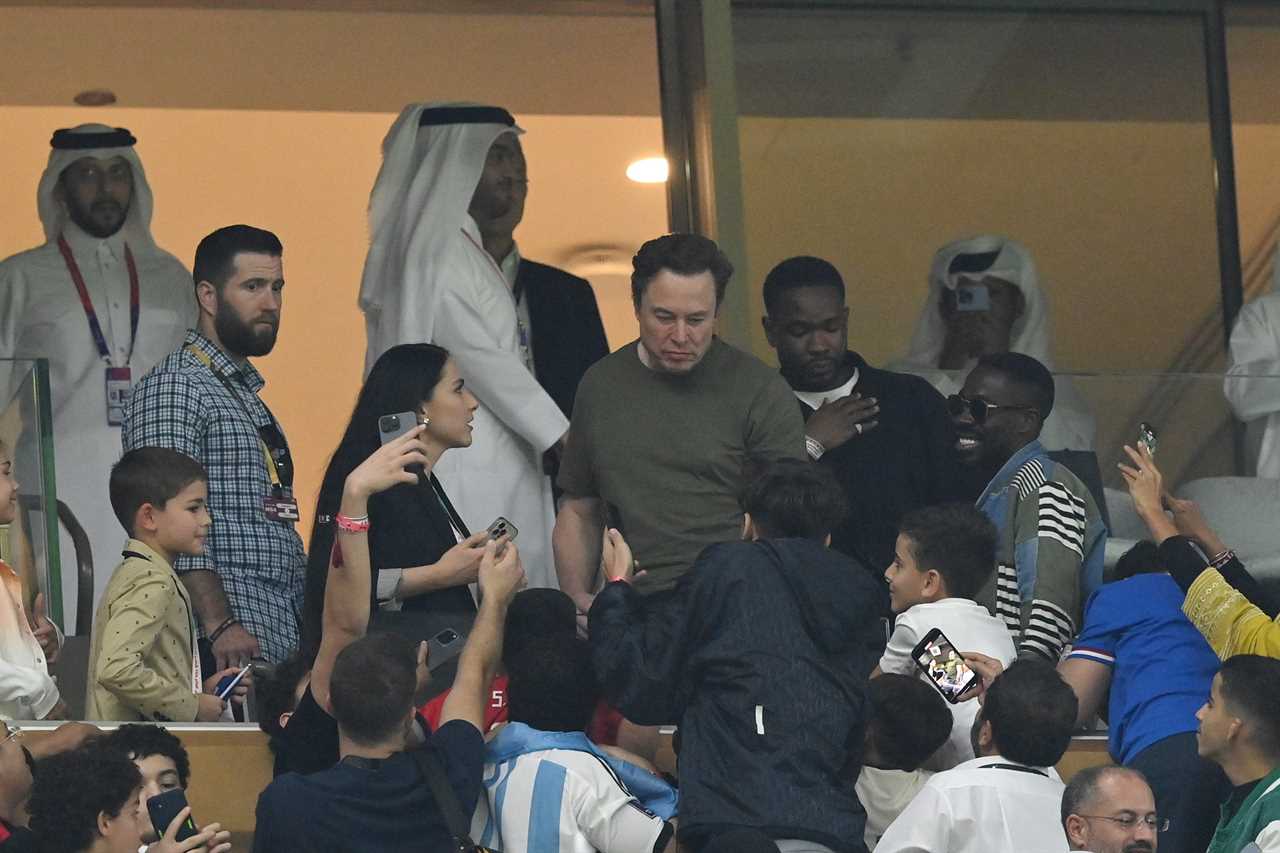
top-left (214, 302), bottom-right (278, 358)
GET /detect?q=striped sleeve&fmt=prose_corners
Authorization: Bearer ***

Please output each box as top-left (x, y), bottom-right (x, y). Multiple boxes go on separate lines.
top-left (1037, 482), bottom-right (1087, 558)
top-left (1010, 479), bottom-right (1087, 660)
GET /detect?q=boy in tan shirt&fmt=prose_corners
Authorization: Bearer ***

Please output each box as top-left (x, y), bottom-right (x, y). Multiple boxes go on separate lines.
top-left (87, 447), bottom-right (246, 721)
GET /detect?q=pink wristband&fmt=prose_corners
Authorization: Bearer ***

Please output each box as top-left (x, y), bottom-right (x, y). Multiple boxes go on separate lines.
top-left (335, 513), bottom-right (370, 534)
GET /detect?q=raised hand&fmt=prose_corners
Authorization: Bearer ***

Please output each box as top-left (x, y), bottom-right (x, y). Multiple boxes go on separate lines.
top-left (344, 424), bottom-right (431, 500)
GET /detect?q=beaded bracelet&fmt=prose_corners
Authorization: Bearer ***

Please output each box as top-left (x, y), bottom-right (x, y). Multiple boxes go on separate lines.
top-left (1209, 549), bottom-right (1236, 570)
top-left (335, 513), bottom-right (371, 534)
top-left (208, 617), bottom-right (238, 644)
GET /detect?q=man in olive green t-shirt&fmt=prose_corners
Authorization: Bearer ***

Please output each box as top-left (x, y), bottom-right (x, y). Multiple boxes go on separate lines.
top-left (554, 233), bottom-right (805, 619)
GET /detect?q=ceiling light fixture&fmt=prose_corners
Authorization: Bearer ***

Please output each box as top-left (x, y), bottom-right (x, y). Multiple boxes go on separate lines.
top-left (626, 157), bottom-right (669, 184)
top-left (74, 89), bottom-right (117, 107)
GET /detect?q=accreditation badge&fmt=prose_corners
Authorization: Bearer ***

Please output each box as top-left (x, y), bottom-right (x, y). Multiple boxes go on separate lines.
top-left (262, 489), bottom-right (300, 523)
top-left (105, 366), bottom-right (132, 426)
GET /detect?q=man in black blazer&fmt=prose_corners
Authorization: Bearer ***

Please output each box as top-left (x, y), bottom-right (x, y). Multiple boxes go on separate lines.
top-left (469, 131), bottom-right (609, 427)
top-left (761, 256), bottom-right (962, 576)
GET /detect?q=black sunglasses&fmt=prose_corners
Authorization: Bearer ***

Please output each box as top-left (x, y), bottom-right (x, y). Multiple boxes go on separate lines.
top-left (946, 393), bottom-right (1037, 424)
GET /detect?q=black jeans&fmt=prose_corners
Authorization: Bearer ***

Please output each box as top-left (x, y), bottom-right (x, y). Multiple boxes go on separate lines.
top-left (1127, 731), bottom-right (1229, 853)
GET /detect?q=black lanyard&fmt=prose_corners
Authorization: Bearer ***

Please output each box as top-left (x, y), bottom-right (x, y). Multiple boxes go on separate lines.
top-left (185, 345), bottom-right (294, 491)
top-left (980, 762), bottom-right (1048, 777)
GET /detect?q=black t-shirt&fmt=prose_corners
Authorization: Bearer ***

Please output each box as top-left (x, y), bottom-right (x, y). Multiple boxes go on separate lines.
top-left (272, 684), bottom-right (339, 778)
top-left (253, 720), bottom-right (485, 853)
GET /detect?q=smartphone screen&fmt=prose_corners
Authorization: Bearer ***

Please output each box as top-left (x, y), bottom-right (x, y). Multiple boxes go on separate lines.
top-left (911, 628), bottom-right (980, 704)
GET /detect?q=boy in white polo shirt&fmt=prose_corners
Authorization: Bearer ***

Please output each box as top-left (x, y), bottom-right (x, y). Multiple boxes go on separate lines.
top-left (876, 502), bottom-right (1017, 769)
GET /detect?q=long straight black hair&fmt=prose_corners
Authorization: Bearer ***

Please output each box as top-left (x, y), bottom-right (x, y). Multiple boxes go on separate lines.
top-left (300, 343), bottom-right (450, 661)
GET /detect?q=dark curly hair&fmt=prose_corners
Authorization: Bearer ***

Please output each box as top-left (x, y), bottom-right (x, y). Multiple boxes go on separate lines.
top-left (257, 652), bottom-right (312, 750)
top-left (29, 746), bottom-right (141, 853)
top-left (101, 724), bottom-right (191, 788)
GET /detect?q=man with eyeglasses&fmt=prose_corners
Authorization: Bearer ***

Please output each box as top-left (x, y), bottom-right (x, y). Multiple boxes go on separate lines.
top-left (1196, 655), bottom-right (1280, 853)
top-left (1062, 765), bottom-right (1163, 853)
top-left (950, 352), bottom-right (1105, 662)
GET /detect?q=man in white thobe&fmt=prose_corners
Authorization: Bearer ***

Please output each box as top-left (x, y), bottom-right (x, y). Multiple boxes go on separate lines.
top-left (0, 124), bottom-right (194, 632)
top-left (1225, 245), bottom-right (1280, 477)
top-left (359, 103), bottom-right (567, 588)
top-left (892, 234), bottom-right (1096, 452)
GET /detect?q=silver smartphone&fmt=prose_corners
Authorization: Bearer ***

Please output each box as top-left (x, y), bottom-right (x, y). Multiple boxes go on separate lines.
top-left (427, 628), bottom-right (466, 672)
top-left (486, 516), bottom-right (519, 544)
top-left (378, 411), bottom-right (419, 445)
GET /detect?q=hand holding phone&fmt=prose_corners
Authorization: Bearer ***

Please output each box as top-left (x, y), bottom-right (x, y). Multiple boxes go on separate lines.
top-left (147, 788), bottom-right (199, 843)
top-left (214, 664), bottom-right (252, 700)
top-left (911, 628), bottom-right (981, 704)
top-left (378, 411), bottom-right (426, 481)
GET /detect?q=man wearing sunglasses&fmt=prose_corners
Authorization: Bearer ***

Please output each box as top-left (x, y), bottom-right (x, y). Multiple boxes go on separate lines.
top-left (951, 352), bottom-right (1104, 663)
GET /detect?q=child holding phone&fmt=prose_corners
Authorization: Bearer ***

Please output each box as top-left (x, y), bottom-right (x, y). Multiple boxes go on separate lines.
top-left (86, 447), bottom-right (249, 722)
top-left (876, 504), bottom-right (1017, 769)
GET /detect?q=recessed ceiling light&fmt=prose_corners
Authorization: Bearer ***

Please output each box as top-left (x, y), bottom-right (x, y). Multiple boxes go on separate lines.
top-left (626, 157), bottom-right (669, 184)
top-left (74, 90), bottom-right (117, 107)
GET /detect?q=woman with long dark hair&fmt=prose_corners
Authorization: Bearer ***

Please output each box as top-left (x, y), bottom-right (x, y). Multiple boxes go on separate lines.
top-left (302, 343), bottom-right (488, 662)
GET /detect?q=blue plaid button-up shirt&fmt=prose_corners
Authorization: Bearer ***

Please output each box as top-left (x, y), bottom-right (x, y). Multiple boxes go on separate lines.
top-left (123, 330), bottom-right (305, 662)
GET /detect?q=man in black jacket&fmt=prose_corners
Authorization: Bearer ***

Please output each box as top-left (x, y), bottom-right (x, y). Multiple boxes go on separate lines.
top-left (589, 460), bottom-right (884, 853)
top-left (761, 256), bottom-right (961, 574)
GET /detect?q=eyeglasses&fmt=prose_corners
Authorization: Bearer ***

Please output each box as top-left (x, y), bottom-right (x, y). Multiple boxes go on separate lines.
top-left (1078, 814), bottom-right (1170, 832)
top-left (946, 393), bottom-right (1038, 425)
top-left (1, 724), bottom-right (23, 745)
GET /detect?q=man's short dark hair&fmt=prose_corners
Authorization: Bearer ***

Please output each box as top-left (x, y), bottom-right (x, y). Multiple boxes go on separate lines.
top-left (109, 447), bottom-right (208, 537)
top-left (867, 674), bottom-right (951, 770)
top-left (1219, 655), bottom-right (1280, 758)
top-left (897, 503), bottom-right (997, 600)
top-left (976, 351), bottom-right (1055, 419)
top-left (193, 224), bottom-right (282, 291)
top-left (29, 746), bottom-right (141, 853)
top-left (631, 233), bottom-right (733, 309)
top-left (258, 652), bottom-right (311, 746)
top-left (102, 724), bottom-right (191, 788)
top-left (740, 459), bottom-right (849, 541)
top-left (1060, 764), bottom-right (1149, 829)
top-left (504, 588), bottom-right (576, 670)
top-left (762, 255), bottom-right (846, 315)
top-left (329, 633), bottom-right (417, 747)
top-left (981, 659), bottom-right (1077, 767)
top-left (507, 635), bottom-right (599, 733)
top-left (1113, 540), bottom-right (1163, 582)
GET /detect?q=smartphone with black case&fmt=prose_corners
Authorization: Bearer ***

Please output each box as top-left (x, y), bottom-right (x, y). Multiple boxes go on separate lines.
top-left (147, 787), bottom-right (198, 842)
top-left (427, 628), bottom-right (466, 672)
top-left (911, 627), bottom-right (981, 704)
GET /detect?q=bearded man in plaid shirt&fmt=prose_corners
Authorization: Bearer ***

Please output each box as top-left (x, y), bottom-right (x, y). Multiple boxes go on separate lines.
top-left (124, 225), bottom-right (305, 667)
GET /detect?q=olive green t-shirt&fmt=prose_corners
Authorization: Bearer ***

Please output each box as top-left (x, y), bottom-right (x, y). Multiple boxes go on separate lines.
top-left (558, 338), bottom-right (805, 593)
